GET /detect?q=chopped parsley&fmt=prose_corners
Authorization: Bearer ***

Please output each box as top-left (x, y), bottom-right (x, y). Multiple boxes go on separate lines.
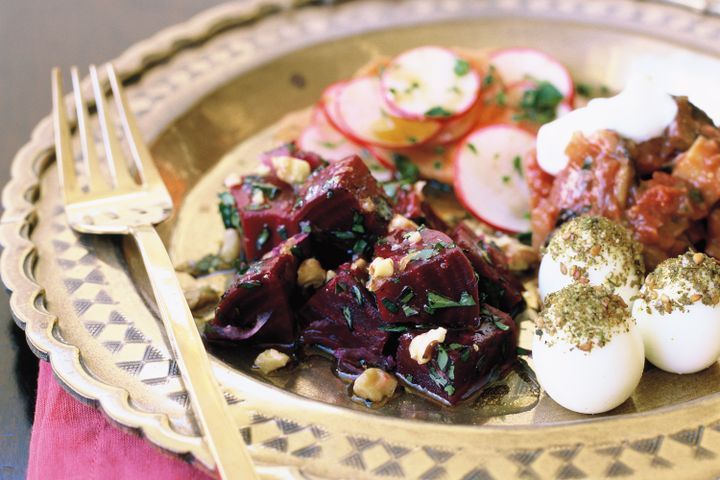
top-left (581, 156), bottom-right (593, 170)
top-left (501, 175), bottom-right (511, 184)
top-left (689, 188), bottom-right (704, 204)
top-left (399, 286), bottom-right (415, 304)
top-left (342, 306), bottom-right (353, 330)
top-left (238, 280), bottom-right (262, 289)
top-left (515, 81), bottom-right (564, 124)
top-left (467, 143), bottom-right (478, 154)
top-left (444, 385), bottom-right (456, 395)
top-left (425, 106), bottom-right (453, 118)
top-left (425, 291), bottom-right (476, 312)
top-left (513, 155), bottom-right (523, 178)
top-left (495, 90), bottom-right (507, 107)
top-left (454, 58), bottom-right (471, 76)
top-left (244, 203), bottom-right (270, 211)
top-left (248, 181), bottom-right (280, 200)
top-left (379, 324), bottom-right (408, 333)
top-left (351, 285), bottom-right (364, 305)
top-left (333, 231), bottom-right (355, 240)
top-left (437, 346), bottom-right (449, 371)
top-left (218, 192), bottom-right (240, 229)
top-left (194, 254), bottom-right (224, 276)
top-left (381, 298), bottom-right (400, 314)
top-left (517, 231), bottom-right (532, 246)
top-left (517, 346), bottom-right (532, 356)
top-left (402, 305), bottom-right (419, 317)
top-left (352, 238), bottom-right (368, 255)
top-left (428, 367), bottom-right (447, 387)
top-left (255, 225), bottom-right (270, 251)
top-left (393, 153), bottom-right (420, 183)
top-left (494, 319), bottom-right (510, 331)
top-left (482, 65), bottom-right (495, 87)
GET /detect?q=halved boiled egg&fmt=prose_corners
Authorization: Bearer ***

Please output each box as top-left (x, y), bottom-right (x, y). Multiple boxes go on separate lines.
top-left (533, 284), bottom-right (644, 414)
top-left (538, 215), bottom-right (644, 304)
top-left (632, 251), bottom-right (720, 374)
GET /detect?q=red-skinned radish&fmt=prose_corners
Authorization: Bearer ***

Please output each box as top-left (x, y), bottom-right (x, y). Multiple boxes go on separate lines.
top-left (454, 124), bottom-right (536, 233)
top-left (381, 46), bottom-right (481, 121)
top-left (336, 76), bottom-right (442, 148)
top-left (298, 107), bottom-right (368, 161)
top-left (489, 48), bottom-right (574, 106)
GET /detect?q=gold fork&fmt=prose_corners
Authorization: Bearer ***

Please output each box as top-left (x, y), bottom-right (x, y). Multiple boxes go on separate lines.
top-left (51, 64), bottom-right (257, 480)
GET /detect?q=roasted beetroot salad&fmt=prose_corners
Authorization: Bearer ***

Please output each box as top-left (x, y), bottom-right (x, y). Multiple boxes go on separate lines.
top-left (206, 144), bottom-right (524, 406)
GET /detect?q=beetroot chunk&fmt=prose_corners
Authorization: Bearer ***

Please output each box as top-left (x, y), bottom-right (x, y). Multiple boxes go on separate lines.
top-left (371, 228), bottom-right (479, 327)
top-left (300, 264), bottom-right (393, 374)
top-left (230, 176), bottom-right (299, 261)
top-left (207, 234), bottom-right (310, 346)
top-left (396, 305), bottom-right (518, 405)
top-left (451, 223), bottom-right (524, 313)
top-left (393, 184), bottom-right (449, 232)
top-left (293, 155), bottom-right (393, 239)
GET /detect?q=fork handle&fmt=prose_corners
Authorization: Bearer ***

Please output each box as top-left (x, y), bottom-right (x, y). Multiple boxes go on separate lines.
top-left (130, 224), bottom-right (257, 480)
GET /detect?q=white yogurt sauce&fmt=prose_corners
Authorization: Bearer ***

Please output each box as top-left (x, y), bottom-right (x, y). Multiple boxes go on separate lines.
top-left (536, 74), bottom-right (678, 175)
top-left (630, 53), bottom-right (720, 127)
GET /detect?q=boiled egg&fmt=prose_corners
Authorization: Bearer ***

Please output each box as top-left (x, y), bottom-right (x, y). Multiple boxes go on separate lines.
top-left (538, 215), bottom-right (644, 304)
top-left (632, 251), bottom-right (720, 374)
top-left (533, 284), bottom-right (644, 414)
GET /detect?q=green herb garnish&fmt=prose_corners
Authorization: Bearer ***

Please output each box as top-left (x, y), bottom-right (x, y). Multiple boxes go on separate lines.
top-left (382, 298), bottom-right (400, 314)
top-left (402, 305), bottom-right (419, 317)
top-left (513, 155), bottom-right (523, 178)
top-left (379, 324), bottom-right (408, 333)
top-left (425, 106), bottom-right (453, 118)
top-left (454, 58), bottom-right (471, 76)
top-left (516, 81), bottom-right (564, 124)
top-left (426, 291), bottom-right (476, 310)
top-left (218, 191), bottom-right (240, 229)
top-left (255, 225), bottom-right (270, 251)
top-left (342, 306), bottom-right (353, 330)
top-left (239, 280), bottom-right (262, 289)
top-left (517, 231), bottom-right (532, 246)
top-left (437, 346), bottom-right (449, 371)
top-left (393, 153), bottom-right (420, 183)
top-left (351, 285), bottom-right (364, 305)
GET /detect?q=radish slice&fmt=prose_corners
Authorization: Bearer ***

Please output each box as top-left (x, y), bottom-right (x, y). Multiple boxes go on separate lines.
top-left (320, 82), bottom-right (351, 136)
top-left (433, 101), bottom-right (483, 144)
top-left (336, 76), bottom-right (442, 148)
top-left (489, 48), bottom-right (574, 105)
top-left (454, 125), bottom-right (536, 233)
top-left (370, 144), bottom-right (455, 184)
top-left (298, 107), bottom-right (367, 161)
top-left (381, 46), bottom-right (481, 120)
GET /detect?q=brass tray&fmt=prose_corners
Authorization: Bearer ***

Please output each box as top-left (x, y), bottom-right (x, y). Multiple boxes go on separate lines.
top-left (4, 1), bottom-right (720, 478)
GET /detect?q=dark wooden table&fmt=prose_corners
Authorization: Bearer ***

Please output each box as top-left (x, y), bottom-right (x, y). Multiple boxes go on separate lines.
top-left (0, 2), bottom-right (228, 477)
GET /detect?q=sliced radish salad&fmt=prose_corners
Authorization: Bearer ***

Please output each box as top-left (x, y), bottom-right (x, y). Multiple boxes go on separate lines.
top-left (295, 46), bottom-right (577, 233)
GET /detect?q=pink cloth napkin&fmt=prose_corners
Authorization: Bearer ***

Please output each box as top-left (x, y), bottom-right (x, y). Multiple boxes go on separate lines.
top-left (28, 360), bottom-right (213, 480)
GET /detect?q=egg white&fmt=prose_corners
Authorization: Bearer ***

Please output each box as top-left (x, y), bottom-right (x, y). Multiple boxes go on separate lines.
top-left (538, 252), bottom-right (641, 305)
top-left (633, 283), bottom-right (720, 374)
top-left (533, 324), bottom-right (644, 414)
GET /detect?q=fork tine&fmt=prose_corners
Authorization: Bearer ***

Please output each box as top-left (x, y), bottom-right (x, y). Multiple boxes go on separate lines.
top-left (89, 64), bottom-right (137, 190)
top-left (70, 67), bottom-right (109, 193)
top-left (105, 63), bottom-right (164, 187)
top-left (52, 68), bottom-right (79, 201)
